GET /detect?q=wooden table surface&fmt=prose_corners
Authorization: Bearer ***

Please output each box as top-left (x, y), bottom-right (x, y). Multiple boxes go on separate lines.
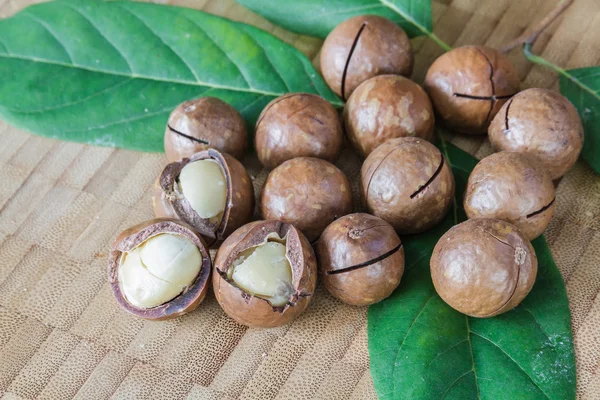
top-left (0, 0), bottom-right (599, 399)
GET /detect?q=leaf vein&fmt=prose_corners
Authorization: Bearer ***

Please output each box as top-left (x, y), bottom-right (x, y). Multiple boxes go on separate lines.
top-left (440, 370), bottom-right (474, 400)
top-left (22, 12), bottom-right (73, 63)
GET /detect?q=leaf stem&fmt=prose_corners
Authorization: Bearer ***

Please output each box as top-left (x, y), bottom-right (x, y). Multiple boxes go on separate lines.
top-left (379, 0), bottom-right (452, 52)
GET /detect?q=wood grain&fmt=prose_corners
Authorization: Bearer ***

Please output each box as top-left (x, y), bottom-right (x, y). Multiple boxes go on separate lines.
top-left (0, 0), bottom-right (598, 399)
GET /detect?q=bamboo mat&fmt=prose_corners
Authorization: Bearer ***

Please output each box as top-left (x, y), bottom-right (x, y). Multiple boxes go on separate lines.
top-left (0, 0), bottom-right (599, 399)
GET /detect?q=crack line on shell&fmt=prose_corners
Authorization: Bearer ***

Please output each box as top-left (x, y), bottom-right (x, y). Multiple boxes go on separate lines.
top-left (167, 124), bottom-right (210, 145)
top-left (326, 243), bottom-right (402, 275)
top-left (474, 47), bottom-right (497, 126)
top-left (526, 197), bottom-right (555, 218)
top-left (340, 22), bottom-right (367, 101)
top-left (410, 154), bottom-right (445, 199)
top-left (453, 93), bottom-right (515, 101)
top-left (364, 142), bottom-right (403, 206)
top-left (504, 97), bottom-right (514, 131)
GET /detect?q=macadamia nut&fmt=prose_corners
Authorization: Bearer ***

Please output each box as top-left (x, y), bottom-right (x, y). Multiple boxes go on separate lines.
top-left (118, 233), bottom-right (202, 309)
top-left (229, 233), bottom-right (293, 307)
top-left (178, 159), bottom-right (226, 223)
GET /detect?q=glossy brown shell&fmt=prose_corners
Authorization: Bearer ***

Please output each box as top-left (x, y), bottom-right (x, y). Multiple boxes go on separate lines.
top-left (431, 218), bottom-right (537, 318)
top-left (260, 157), bottom-right (353, 242)
top-left (424, 45), bottom-right (520, 134)
top-left (255, 93), bottom-right (343, 168)
top-left (164, 97), bottom-right (248, 161)
top-left (316, 213), bottom-right (404, 306)
top-left (344, 75), bottom-right (435, 157)
top-left (464, 152), bottom-right (556, 240)
top-left (152, 149), bottom-right (254, 245)
top-left (320, 15), bottom-right (413, 99)
top-left (361, 137), bottom-right (455, 234)
top-left (488, 88), bottom-right (584, 180)
top-left (213, 220), bottom-right (318, 328)
top-left (108, 218), bottom-right (212, 321)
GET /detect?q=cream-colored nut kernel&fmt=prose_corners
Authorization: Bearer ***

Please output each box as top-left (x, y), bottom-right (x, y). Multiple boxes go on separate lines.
top-left (118, 233), bottom-right (202, 308)
top-left (229, 235), bottom-right (293, 307)
top-left (178, 159), bottom-right (227, 222)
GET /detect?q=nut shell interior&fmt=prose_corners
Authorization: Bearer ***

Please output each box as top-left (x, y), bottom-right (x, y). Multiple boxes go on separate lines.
top-left (361, 137), bottom-right (455, 234)
top-left (108, 218), bottom-right (212, 320)
top-left (213, 220), bottom-right (318, 328)
top-left (153, 149), bottom-right (254, 245)
top-left (430, 218), bottom-right (537, 318)
top-left (317, 213), bottom-right (404, 306)
top-left (464, 152), bottom-right (556, 240)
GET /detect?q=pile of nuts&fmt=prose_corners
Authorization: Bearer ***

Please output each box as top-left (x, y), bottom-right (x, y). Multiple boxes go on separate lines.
top-left (108, 15), bottom-right (584, 326)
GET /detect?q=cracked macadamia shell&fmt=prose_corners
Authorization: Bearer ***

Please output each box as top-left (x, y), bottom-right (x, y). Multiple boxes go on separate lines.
top-left (424, 45), bottom-right (520, 134)
top-left (255, 93), bottom-right (343, 168)
top-left (164, 97), bottom-right (248, 161)
top-left (213, 220), bottom-right (318, 328)
top-left (344, 75), bottom-right (435, 157)
top-left (488, 88), bottom-right (584, 180)
top-left (152, 149), bottom-right (254, 245)
top-left (361, 137), bottom-right (455, 234)
top-left (261, 157), bottom-right (353, 242)
top-left (320, 15), bottom-right (413, 99)
top-left (431, 218), bottom-right (537, 318)
top-left (464, 152), bottom-right (555, 240)
top-left (108, 218), bottom-right (212, 320)
top-left (317, 213), bottom-right (404, 306)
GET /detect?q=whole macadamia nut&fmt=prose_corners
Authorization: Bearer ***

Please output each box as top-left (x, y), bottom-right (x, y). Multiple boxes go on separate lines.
top-left (255, 93), bottom-right (343, 168)
top-left (164, 97), bottom-right (248, 161)
top-left (489, 88), bottom-right (584, 180)
top-left (108, 218), bottom-right (212, 320)
top-left (424, 45), bottom-right (520, 134)
top-left (153, 149), bottom-right (254, 245)
top-left (344, 75), bottom-right (434, 157)
top-left (261, 157), bottom-right (353, 242)
top-left (464, 152), bottom-right (555, 240)
top-left (361, 137), bottom-right (455, 233)
top-left (213, 220), bottom-right (317, 328)
top-left (431, 218), bottom-right (537, 318)
top-left (320, 15), bottom-right (413, 99)
top-left (317, 213), bottom-right (404, 306)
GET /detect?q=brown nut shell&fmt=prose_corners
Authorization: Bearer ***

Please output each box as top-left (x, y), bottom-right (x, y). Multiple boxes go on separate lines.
top-left (424, 45), bottom-right (520, 134)
top-left (464, 152), bottom-right (556, 240)
top-left (164, 97), bottom-right (248, 161)
top-left (320, 15), bottom-right (413, 99)
top-left (317, 213), bottom-right (404, 306)
top-left (152, 149), bottom-right (254, 245)
top-left (344, 75), bottom-right (435, 157)
top-left (255, 93), bottom-right (343, 168)
top-left (108, 218), bottom-right (212, 321)
top-left (431, 218), bottom-right (537, 318)
top-left (213, 220), bottom-right (318, 328)
top-left (361, 137), bottom-right (455, 234)
top-left (488, 88), bottom-right (584, 180)
top-left (260, 157), bottom-right (353, 242)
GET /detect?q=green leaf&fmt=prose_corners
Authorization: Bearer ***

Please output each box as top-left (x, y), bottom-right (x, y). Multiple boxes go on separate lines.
top-left (559, 67), bottom-right (600, 174)
top-left (237, 0), bottom-right (428, 38)
top-left (0, 0), bottom-right (341, 151)
top-left (368, 140), bottom-right (575, 400)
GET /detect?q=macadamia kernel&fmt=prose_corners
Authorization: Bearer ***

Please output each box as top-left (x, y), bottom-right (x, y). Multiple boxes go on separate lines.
top-left (228, 234), bottom-right (293, 307)
top-left (118, 233), bottom-right (202, 308)
top-left (178, 159), bottom-right (226, 222)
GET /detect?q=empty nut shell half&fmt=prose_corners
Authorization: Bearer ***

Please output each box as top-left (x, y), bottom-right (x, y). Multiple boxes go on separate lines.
top-left (164, 97), bottom-right (248, 161)
top-left (317, 213), bottom-right (404, 306)
top-left (153, 149), bottom-right (254, 245)
top-left (213, 220), bottom-right (318, 328)
top-left (464, 152), bottom-right (556, 240)
top-left (431, 218), bottom-right (537, 318)
top-left (108, 218), bottom-right (212, 320)
top-left (361, 137), bottom-right (455, 234)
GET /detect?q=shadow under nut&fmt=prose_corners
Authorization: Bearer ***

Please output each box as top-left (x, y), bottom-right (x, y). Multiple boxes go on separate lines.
top-left (361, 137), bottom-right (455, 234)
